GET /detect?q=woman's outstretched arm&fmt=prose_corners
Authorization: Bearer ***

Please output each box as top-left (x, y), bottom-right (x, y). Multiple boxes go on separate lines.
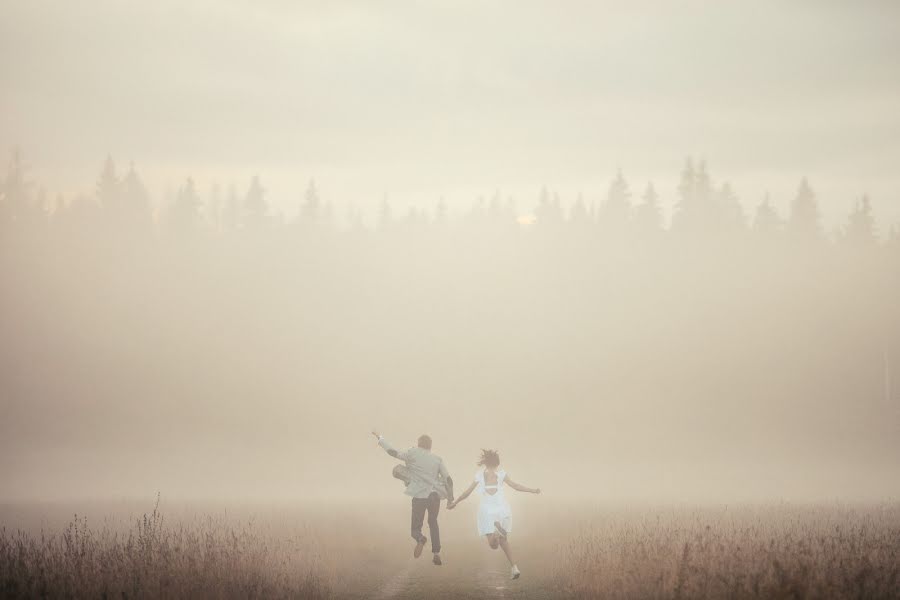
top-left (447, 481), bottom-right (477, 509)
top-left (505, 476), bottom-right (541, 494)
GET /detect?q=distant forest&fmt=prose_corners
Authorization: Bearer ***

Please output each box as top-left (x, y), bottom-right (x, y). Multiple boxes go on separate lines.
top-left (0, 149), bottom-right (897, 246)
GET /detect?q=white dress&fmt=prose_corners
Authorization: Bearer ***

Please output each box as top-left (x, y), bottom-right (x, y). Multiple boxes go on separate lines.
top-left (475, 469), bottom-right (512, 536)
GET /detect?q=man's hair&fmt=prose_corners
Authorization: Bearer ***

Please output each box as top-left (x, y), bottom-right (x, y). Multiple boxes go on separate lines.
top-left (477, 449), bottom-right (500, 468)
top-left (417, 434), bottom-right (432, 450)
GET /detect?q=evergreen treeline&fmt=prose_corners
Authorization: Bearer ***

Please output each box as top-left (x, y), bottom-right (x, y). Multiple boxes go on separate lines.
top-left (0, 151), bottom-right (896, 247)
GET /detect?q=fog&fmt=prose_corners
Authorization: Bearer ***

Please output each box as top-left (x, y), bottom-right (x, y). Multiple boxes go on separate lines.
top-left (3, 0), bottom-right (900, 226)
top-left (2, 167), bottom-right (899, 504)
top-left (1, 1), bottom-right (900, 507)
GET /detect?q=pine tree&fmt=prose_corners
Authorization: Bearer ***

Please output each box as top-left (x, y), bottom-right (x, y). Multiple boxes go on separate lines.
top-left (598, 169), bottom-right (631, 231)
top-left (97, 156), bottom-right (121, 217)
top-left (52, 193), bottom-right (66, 221)
top-left (405, 206), bottom-right (425, 227)
top-left (552, 192), bottom-right (563, 223)
top-left (634, 182), bottom-right (662, 233)
top-left (695, 161), bottom-right (712, 211)
top-left (843, 195), bottom-right (876, 245)
top-left (2, 148), bottom-right (33, 226)
top-left (470, 195), bottom-right (487, 225)
top-left (34, 188), bottom-right (48, 227)
top-left (888, 224), bottom-right (900, 250)
top-left (716, 182), bottom-right (745, 233)
top-left (672, 158), bottom-right (717, 235)
top-left (788, 177), bottom-right (821, 240)
top-left (377, 196), bottom-right (393, 231)
top-left (207, 183), bottom-right (222, 233)
top-left (505, 196), bottom-right (518, 223)
top-left (298, 179), bottom-right (320, 227)
top-left (243, 175), bottom-right (267, 227)
top-left (169, 177), bottom-right (202, 234)
top-left (752, 193), bottom-right (781, 236)
top-left (435, 197), bottom-right (448, 225)
top-left (488, 191), bottom-right (503, 225)
top-left (120, 162), bottom-right (152, 229)
top-left (676, 158), bottom-right (695, 211)
top-left (569, 192), bottom-right (591, 226)
top-left (534, 186), bottom-right (562, 227)
top-left (672, 157), bottom-right (695, 233)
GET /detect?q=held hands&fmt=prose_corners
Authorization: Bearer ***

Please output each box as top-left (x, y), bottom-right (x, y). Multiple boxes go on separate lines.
top-left (533, 488), bottom-right (542, 494)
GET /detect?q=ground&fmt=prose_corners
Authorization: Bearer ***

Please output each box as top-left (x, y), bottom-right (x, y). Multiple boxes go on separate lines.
top-left (365, 546), bottom-right (559, 600)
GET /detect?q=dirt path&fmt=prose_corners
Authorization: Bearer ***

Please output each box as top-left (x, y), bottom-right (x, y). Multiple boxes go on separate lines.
top-left (372, 549), bottom-right (557, 600)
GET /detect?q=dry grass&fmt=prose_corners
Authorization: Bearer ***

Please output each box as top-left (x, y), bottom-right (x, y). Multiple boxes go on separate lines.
top-left (2, 501), bottom-right (899, 598)
top-left (555, 504), bottom-right (900, 599)
top-left (0, 498), bottom-right (331, 599)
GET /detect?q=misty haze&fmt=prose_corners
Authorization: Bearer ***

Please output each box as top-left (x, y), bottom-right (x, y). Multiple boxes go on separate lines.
top-left (1, 1), bottom-right (899, 598)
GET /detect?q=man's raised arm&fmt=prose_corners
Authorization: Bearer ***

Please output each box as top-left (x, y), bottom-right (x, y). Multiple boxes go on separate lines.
top-left (371, 430), bottom-right (409, 461)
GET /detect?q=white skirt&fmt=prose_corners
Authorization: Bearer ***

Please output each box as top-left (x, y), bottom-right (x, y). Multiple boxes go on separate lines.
top-left (477, 499), bottom-right (512, 536)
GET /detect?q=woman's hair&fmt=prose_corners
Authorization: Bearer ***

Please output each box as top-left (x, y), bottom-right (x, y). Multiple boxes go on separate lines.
top-left (477, 449), bottom-right (500, 468)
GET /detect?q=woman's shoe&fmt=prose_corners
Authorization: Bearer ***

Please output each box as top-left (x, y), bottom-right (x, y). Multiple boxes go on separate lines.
top-left (510, 565), bottom-right (521, 580)
top-left (432, 554), bottom-right (442, 566)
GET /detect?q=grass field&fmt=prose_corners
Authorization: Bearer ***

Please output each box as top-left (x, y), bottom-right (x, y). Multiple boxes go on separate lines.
top-left (1, 500), bottom-right (898, 599)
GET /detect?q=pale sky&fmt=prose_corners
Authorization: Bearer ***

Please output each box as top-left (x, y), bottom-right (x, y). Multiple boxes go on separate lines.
top-left (2, 0), bottom-right (899, 229)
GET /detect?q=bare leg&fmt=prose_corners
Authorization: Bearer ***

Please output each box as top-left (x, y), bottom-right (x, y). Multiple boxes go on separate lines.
top-left (498, 537), bottom-right (515, 565)
top-left (487, 534), bottom-right (500, 550)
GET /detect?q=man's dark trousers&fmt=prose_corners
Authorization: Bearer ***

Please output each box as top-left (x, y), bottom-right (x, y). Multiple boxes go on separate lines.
top-left (411, 492), bottom-right (441, 553)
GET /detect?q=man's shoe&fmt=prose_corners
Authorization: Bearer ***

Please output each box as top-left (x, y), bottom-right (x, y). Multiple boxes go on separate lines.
top-left (510, 565), bottom-right (521, 580)
top-left (433, 554), bottom-right (442, 566)
top-left (414, 537), bottom-right (427, 558)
